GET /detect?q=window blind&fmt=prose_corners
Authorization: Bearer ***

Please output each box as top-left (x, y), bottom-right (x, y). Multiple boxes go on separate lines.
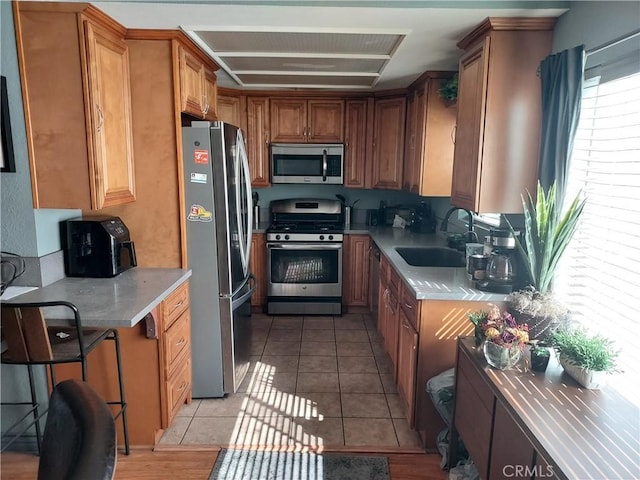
top-left (556, 70), bottom-right (640, 403)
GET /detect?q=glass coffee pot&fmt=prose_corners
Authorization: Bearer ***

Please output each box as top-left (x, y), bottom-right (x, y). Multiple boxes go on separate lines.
top-left (486, 246), bottom-right (518, 284)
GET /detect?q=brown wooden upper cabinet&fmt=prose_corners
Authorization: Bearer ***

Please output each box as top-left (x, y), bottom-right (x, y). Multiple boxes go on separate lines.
top-left (217, 92), bottom-right (247, 131)
top-left (246, 97), bottom-right (271, 187)
top-left (344, 99), bottom-right (372, 189)
top-left (15, 3), bottom-right (136, 210)
top-left (270, 98), bottom-right (344, 143)
top-left (403, 74), bottom-right (457, 196)
top-left (371, 96), bottom-right (406, 190)
top-left (177, 44), bottom-right (218, 121)
top-left (450, 18), bottom-right (556, 213)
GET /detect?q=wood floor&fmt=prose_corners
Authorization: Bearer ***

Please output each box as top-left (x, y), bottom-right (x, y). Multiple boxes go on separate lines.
top-left (1, 448), bottom-right (447, 479)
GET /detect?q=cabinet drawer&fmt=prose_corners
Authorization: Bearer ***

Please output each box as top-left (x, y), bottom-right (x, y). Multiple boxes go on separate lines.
top-left (400, 284), bottom-right (419, 330)
top-left (163, 310), bottom-right (191, 374)
top-left (165, 354), bottom-right (191, 425)
top-left (163, 281), bottom-right (189, 330)
top-left (388, 268), bottom-right (401, 296)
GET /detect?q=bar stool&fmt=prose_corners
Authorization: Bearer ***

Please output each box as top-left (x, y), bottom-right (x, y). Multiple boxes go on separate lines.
top-left (0, 300), bottom-right (129, 455)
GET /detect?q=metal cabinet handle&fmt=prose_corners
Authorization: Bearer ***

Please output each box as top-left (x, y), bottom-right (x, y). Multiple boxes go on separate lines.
top-left (451, 125), bottom-right (457, 145)
top-left (178, 381), bottom-right (188, 391)
top-left (176, 337), bottom-right (186, 346)
top-left (404, 303), bottom-right (413, 310)
top-left (174, 299), bottom-right (184, 309)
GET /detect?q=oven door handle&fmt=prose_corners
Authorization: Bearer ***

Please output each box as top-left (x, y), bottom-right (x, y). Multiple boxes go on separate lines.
top-left (267, 243), bottom-right (342, 250)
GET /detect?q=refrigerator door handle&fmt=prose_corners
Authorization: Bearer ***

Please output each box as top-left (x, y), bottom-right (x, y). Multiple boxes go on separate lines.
top-left (231, 273), bottom-right (257, 309)
top-left (236, 129), bottom-right (252, 277)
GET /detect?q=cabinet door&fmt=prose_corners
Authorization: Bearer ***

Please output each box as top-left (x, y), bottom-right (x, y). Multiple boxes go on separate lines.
top-left (308, 100), bottom-right (344, 142)
top-left (246, 97), bottom-right (270, 187)
top-left (203, 68), bottom-right (218, 121)
top-left (178, 47), bottom-right (205, 117)
top-left (83, 19), bottom-right (136, 209)
top-left (385, 287), bottom-right (400, 379)
top-left (218, 94), bottom-right (245, 129)
top-left (397, 308), bottom-right (418, 427)
top-left (270, 98), bottom-right (307, 142)
top-left (451, 39), bottom-right (489, 211)
top-left (489, 400), bottom-right (536, 480)
top-left (402, 89), bottom-right (419, 192)
top-left (343, 235), bottom-right (370, 306)
top-left (344, 99), bottom-right (369, 188)
top-left (250, 233), bottom-right (267, 308)
top-left (420, 77), bottom-right (456, 197)
top-left (372, 97), bottom-right (406, 190)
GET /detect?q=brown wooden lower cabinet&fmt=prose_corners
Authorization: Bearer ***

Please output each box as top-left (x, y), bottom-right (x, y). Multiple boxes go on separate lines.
top-left (489, 400), bottom-right (535, 480)
top-left (397, 306), bottom-right (418, 427)
top-left (343, 234), bottom-right (370, 307)
top-left (51, 280), bottom-right (192, 447)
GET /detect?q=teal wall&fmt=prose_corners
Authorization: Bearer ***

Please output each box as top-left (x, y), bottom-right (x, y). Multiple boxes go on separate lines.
top-left (552, 1), bottom-right (640, 68)
top-left (1, 1), bottom-right (38, 257)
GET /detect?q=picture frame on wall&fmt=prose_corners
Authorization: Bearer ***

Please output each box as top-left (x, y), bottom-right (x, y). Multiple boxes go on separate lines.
top-left (1, 76), bottom-right (16, 173)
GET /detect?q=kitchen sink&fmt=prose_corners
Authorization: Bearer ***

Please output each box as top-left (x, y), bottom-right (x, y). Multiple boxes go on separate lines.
top-left (394, 247), bottom-right (465, 267)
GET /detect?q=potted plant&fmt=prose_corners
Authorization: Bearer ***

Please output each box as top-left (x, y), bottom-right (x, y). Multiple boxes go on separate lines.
top-left (549, 326), bottom-right (619, 389)
top-left (438, 73), bottom-right (458, 106)
top-left (505, 181), bottom-right (586, 341)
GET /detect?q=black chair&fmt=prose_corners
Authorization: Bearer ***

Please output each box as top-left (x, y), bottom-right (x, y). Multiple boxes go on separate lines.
top-left (0, 301), bottom-right (129, 455)
top-left (38, 379), bottom-right (116, 480)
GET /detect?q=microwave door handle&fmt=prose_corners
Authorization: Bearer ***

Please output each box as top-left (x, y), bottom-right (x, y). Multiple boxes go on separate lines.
top-left (322, 149), bottom-right (328, 182)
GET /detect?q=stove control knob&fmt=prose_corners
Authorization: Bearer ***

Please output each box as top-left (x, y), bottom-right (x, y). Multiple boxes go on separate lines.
top-left (329, 235), bottom-right (334, 241)
top-left (275, 234), bottom-right (281, 240)
top-left (285, 234), bottom-right (290, 240)
top-left (319, 235), bottom-right (325, 241)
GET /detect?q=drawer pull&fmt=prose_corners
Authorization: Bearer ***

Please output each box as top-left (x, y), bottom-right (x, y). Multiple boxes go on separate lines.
top-left (404, 303), bottom-right (413, 310)
top-left (178, 381), bottom-right (188, 392)
top-left (176, 337), bottom-right (186, 347)
top-left (173, 299), bottom-right (184, 310)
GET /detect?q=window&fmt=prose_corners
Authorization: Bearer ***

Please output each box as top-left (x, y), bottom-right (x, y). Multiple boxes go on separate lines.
top-left (556, 69), bottom-right (640, 402)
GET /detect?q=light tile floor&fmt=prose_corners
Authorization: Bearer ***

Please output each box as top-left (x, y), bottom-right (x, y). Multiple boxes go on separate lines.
top-left (159, 312), bottom-right (423, 450)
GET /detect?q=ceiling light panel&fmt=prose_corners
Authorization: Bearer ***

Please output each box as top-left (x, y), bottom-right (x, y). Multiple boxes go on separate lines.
top-left (193, 31), bottom-right (404, 55)
top-left (222, 56), bottom-right (387, 73)
top-left (236, 73), bottom-right (376, 87)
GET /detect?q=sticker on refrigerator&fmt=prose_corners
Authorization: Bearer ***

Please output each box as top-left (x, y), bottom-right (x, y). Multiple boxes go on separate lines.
top-left (190, 172), bottom-right (207, 184)
top-left (187, 204), bottom-right (213, 222)
top-left (194, 149), bottom-right (209, 164)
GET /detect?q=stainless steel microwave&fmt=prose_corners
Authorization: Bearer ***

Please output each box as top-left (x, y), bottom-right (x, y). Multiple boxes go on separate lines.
top-left (271, 143), bottom-right (344, 184)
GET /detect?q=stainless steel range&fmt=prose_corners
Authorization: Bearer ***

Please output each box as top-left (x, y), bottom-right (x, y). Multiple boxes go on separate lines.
top-left (267, 198), bottom-right (344, 315)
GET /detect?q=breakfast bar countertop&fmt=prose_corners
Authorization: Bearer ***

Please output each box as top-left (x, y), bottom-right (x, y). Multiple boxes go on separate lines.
top-left (2, 268), bottom-right (192, 328)
top-left (366, 227), bottom-right (508, 302)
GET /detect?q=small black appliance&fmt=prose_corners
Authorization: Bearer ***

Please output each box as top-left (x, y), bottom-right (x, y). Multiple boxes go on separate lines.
top-left (62, 216), bottom-right (137, 278)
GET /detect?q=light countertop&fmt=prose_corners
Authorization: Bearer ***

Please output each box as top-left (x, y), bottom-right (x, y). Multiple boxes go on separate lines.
top-left (2, 268), bottom-right (192, 328)
top-left (367, 227), bottom-right (508, 302)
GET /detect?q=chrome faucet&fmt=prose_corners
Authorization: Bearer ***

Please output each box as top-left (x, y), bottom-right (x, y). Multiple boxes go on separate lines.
top-left (440, 207), bottom-right (478, 243)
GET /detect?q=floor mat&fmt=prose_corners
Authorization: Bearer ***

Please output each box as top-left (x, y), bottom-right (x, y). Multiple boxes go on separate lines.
top-left (210, 448), bottom-right (390, 480)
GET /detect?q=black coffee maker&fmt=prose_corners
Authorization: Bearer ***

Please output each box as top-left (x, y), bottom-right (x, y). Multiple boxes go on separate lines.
top-left (62, 216), bottom-right (137, 278)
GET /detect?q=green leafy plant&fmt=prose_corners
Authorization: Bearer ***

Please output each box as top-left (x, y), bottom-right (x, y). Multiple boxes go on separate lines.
top-left (506, 181), bottom-right (586, 294)
top-left (438, 73), bottom-right (458, 101)
top-left (550, 327), bottom-right (619, 372)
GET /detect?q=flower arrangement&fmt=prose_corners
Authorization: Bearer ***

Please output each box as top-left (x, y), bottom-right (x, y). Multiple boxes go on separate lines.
top-left (469, 305), bottom-right (530, 369)
top-left (469, 305), bottom-right (530, 347)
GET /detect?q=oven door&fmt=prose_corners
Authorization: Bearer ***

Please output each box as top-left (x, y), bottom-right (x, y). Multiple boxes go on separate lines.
top-left (267, 242), bottom-right (343, 297)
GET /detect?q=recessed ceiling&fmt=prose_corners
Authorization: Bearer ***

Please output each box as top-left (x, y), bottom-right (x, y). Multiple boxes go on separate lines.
top-left (187, 29), bottom-right (406, 89)
top-left (95, 1), bottom-right (569, 91)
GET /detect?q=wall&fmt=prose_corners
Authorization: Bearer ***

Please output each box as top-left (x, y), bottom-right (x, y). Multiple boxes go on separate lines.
top-left (552, 1), bottom-right (640, 64)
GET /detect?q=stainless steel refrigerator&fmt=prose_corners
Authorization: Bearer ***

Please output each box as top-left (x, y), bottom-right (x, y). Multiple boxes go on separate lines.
top-left (182, 121), bottom-right (254, 398)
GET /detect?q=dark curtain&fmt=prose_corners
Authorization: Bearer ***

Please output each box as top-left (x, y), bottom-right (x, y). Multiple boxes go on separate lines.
top-left (538, 45), bottom-right (586, 204)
